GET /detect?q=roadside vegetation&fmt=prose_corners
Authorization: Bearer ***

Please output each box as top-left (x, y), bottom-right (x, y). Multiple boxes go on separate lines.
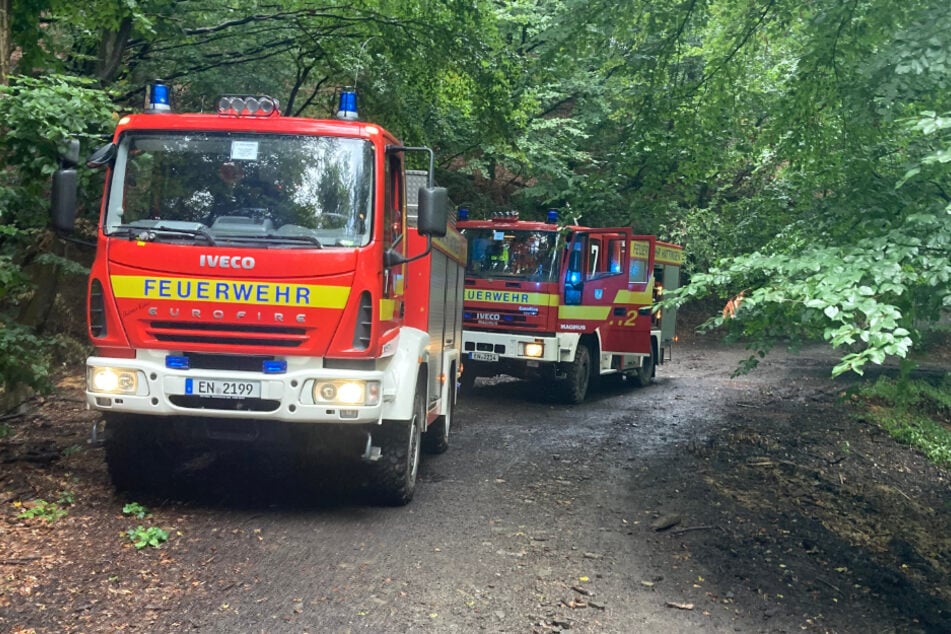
top-left (855, 372), bottom-right (951, 468)
top-left (0, 3), bottom-right (948, 417)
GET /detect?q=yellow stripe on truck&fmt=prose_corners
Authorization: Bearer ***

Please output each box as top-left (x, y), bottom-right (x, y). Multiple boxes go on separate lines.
top-left (464, 289), bottom-right (558, 306)
top-left (110, 275), bottom-right (350, 308)
top-left (558, 305), bottom-right (610, 320)
top-left (655, 244), bottom-right (684, 266)
top-left (613, 289), bottom-right (653, 305)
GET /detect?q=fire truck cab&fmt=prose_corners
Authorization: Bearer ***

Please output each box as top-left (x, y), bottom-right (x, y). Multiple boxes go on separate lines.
top-left (51, 84), bottom-right (464, 505)
top-left (457, 211), bottom-right (682, 403)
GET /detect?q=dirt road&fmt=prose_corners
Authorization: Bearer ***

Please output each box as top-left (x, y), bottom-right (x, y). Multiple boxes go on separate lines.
top-left (2, 338), bottom-right (949, 633)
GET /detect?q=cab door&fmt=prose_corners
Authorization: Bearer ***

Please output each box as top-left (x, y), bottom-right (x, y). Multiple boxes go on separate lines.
top-left (560, 229), bottom-right (631, 346)
top-left (605, 235), bottom-right (656, 355)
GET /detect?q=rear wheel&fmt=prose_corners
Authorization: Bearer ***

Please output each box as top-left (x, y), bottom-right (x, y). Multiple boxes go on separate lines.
top-left (563, 344), bottom-right (592, 404)
top-left (423, 366), bottom-right (454, 455)
top-left (633, 346), bottom-right (656, 387)
top-left (373, 381), bottom-right (424, 505)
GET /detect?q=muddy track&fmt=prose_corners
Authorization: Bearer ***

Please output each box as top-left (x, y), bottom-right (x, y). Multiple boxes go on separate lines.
top-left (1, 338), bottom-right (949, 633)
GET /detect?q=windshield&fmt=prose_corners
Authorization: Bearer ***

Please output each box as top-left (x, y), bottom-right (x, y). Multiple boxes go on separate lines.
top-left (463, 228), bottom-right (562, 282)
top-left (104, 132), bottom-right (374, 247)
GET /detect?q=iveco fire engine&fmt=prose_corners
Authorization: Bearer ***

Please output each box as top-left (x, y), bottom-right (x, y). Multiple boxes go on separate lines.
top-left (51, 83), bottom-right (465, 505)
top-left (457, 210), bottom-right (682, 403)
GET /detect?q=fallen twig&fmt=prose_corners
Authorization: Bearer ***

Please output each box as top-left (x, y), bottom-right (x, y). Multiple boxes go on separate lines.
top-left (816, 577), bottom-right (841, 594)
top-left (670, 525), bottom-right (715, 535)
top-left (1, 556), bottom-right (42, 565)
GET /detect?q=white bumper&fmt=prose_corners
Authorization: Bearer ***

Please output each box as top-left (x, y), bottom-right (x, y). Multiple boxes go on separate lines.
top-left (462, 330), bottom-right (580, 364)
top-left (85, 351), bottom-right (385, 424)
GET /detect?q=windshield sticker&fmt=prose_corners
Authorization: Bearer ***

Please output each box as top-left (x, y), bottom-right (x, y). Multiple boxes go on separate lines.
top-left (230, 141), bottom-right (259, 161)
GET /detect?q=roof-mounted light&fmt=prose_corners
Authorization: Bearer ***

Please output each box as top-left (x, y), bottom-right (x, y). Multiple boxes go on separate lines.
top-left (217, 95), bottom-right (281, 117)
top-left (336, 87), bottom-right (358, 121)
top-left (145, 81), bottom-right (171, 113)
top-left (546, 209), bottom-right (558, 224)
top-left (491, 210), bottom-right (519, 221)
top-left (458, 207), bottom-right (470, 221)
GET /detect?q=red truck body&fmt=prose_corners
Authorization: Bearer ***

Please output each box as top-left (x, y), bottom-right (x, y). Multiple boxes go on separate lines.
top-left (52, 89), bottom-right (464, 504)
top-left (457, 213), bottom-right (683, 402)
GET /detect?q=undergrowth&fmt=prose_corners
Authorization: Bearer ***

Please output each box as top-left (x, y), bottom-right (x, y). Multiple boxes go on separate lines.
top-left (856, 373), bottom-right (951, 467)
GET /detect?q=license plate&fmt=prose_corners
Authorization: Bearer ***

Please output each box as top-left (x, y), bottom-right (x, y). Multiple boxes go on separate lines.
top-left (470, 351), bottom-right (499, 362)
top-left (185, 378), bottom-right (261, 399)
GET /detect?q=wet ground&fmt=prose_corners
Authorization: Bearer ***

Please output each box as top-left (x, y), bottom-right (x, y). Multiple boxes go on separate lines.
top-left (2, 337), bottom-right (949, 633)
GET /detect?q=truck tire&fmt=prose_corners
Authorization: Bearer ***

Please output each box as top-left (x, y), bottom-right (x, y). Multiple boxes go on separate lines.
top-left (104, 414), bottom-right (176, 493)
top-left (373, 381), bottom-right (424, 505)
top-left (423, 366), bottom-right (454, 455)
top-left (459, 365), bottom-right (477, 394)
top-left (633, 347), bottom-right (655, 387)
top-left (563, 343), bottom-right (592, 404)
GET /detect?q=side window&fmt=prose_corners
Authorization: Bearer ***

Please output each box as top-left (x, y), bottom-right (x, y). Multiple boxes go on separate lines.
top-left (587, 235), bottom-right (625, 279)
top-left (587, 239), bottom-right (602, 278)
top-left (608, 238), bottom-right (624, 274)
top-left (384, 154), bottom-right (404, 250)
top-left (629, 239), bottom-right (650, 285)
top-left (383, 154), bottom-right (404, 299)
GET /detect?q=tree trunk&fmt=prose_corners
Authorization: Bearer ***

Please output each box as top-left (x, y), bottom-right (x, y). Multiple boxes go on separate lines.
top-left (0, 0), bottom-right (10, 84)
top-left (96, 16), bottom-right (132, 83)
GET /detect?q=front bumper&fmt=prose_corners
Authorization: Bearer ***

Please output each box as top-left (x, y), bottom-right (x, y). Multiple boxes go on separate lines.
top-left (85, 353), bottom-right (385, 424)
top-left (461, 330), bottom-right (580, 364)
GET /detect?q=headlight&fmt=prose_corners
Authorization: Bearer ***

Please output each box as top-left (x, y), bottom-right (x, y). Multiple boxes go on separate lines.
top-left (313, 380), bottom-right (380, 406)
top-left (522, 342), bottom-right (544, 358)
top-left (88, 366), bottom-right (139, 394)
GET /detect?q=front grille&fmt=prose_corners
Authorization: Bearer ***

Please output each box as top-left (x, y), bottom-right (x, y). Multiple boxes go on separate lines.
top-left (148, 321), bottom-right (306, 348)
top-left (464, 341), bottom-right (507, 354)
top-left (169, 395), bottom-right (280, 412)
top-left (463, 308), bottom-right (540, 329)
top-left (90, 279), bottom-right (106, 338)
top-left (186, 353), bottom-right (274, 372)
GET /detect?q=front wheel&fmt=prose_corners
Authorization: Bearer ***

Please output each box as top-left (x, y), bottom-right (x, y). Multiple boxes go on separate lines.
top-left (459, 366), bottom-right (477, 395)
top-left (563, 344), bottom-right (592, 404)
top-left (372, 381), bottom-right (424, 505)
top-left (104, 414), bottom-right (177, 494)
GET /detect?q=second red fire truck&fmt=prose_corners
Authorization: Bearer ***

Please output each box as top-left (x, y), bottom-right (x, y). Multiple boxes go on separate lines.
top-left (457, 210), bottom-right (683, 403)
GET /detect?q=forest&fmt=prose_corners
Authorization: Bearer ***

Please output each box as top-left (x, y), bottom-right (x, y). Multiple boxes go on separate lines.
top-left (0, 0), bottom-right (948, 399)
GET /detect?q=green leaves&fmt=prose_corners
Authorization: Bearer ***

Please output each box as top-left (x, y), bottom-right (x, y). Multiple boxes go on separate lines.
top-left (666, 208), bottom-right (949, 376)
top-left (126, 526), bottom-right (170, 549)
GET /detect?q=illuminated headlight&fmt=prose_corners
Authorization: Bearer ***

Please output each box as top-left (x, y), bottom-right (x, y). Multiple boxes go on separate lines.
top-left (522, 342), bottom-right (545, 358)
top-left (313, 380), bottom-right (380, 406)
top-left (88, 367), bottom-right (138, 394)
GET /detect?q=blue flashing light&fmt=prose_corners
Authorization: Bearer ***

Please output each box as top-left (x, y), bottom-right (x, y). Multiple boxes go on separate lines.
top-left (146, 81), bottom-right (171, 113)
top-left (458, 207), bottom-right (470, 221)
top-left (546, 209), bottom-right (558, 224)
top-left (568, 271), bottom-right (582, 285)
top-left (336, 87), bottom-right (358, 120)
top-left (262, 359), bottom-right (287, 374)
top-left (165, 355), bottom-right (189, 370)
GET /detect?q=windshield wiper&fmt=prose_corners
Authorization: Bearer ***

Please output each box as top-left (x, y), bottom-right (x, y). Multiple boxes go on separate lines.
top-left (215, 233), bottom-right (323, 248)
top-left (113, 223), bottom-right (217, 246)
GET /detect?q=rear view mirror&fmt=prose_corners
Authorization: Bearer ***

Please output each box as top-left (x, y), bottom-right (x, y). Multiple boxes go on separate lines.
top-left (416, 187), bottom-right (448, 237)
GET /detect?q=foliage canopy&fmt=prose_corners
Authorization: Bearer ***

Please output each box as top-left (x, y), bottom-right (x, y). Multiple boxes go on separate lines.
top-left (0, 0), bottom-right (948, 395)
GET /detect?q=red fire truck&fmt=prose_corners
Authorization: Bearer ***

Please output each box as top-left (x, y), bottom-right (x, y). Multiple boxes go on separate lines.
top-left (457, 210), bottom-right (683, 403)
top-left (51, 84), bottom-right (465, 505)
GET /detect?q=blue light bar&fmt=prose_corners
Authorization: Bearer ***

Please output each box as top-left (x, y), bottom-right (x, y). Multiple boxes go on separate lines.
top-left (165, 355), bottom-right (189, 370)
top-left (262, 359), bottom-right (287, 374)
top-left (458, 207), bottom-right (469, 221)
top-left (336, 87), bottom-right (358, 120)
top-left (146, 81), bottom-right (171, 113)
top-left (546, 209), bottom-right (558, 224)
